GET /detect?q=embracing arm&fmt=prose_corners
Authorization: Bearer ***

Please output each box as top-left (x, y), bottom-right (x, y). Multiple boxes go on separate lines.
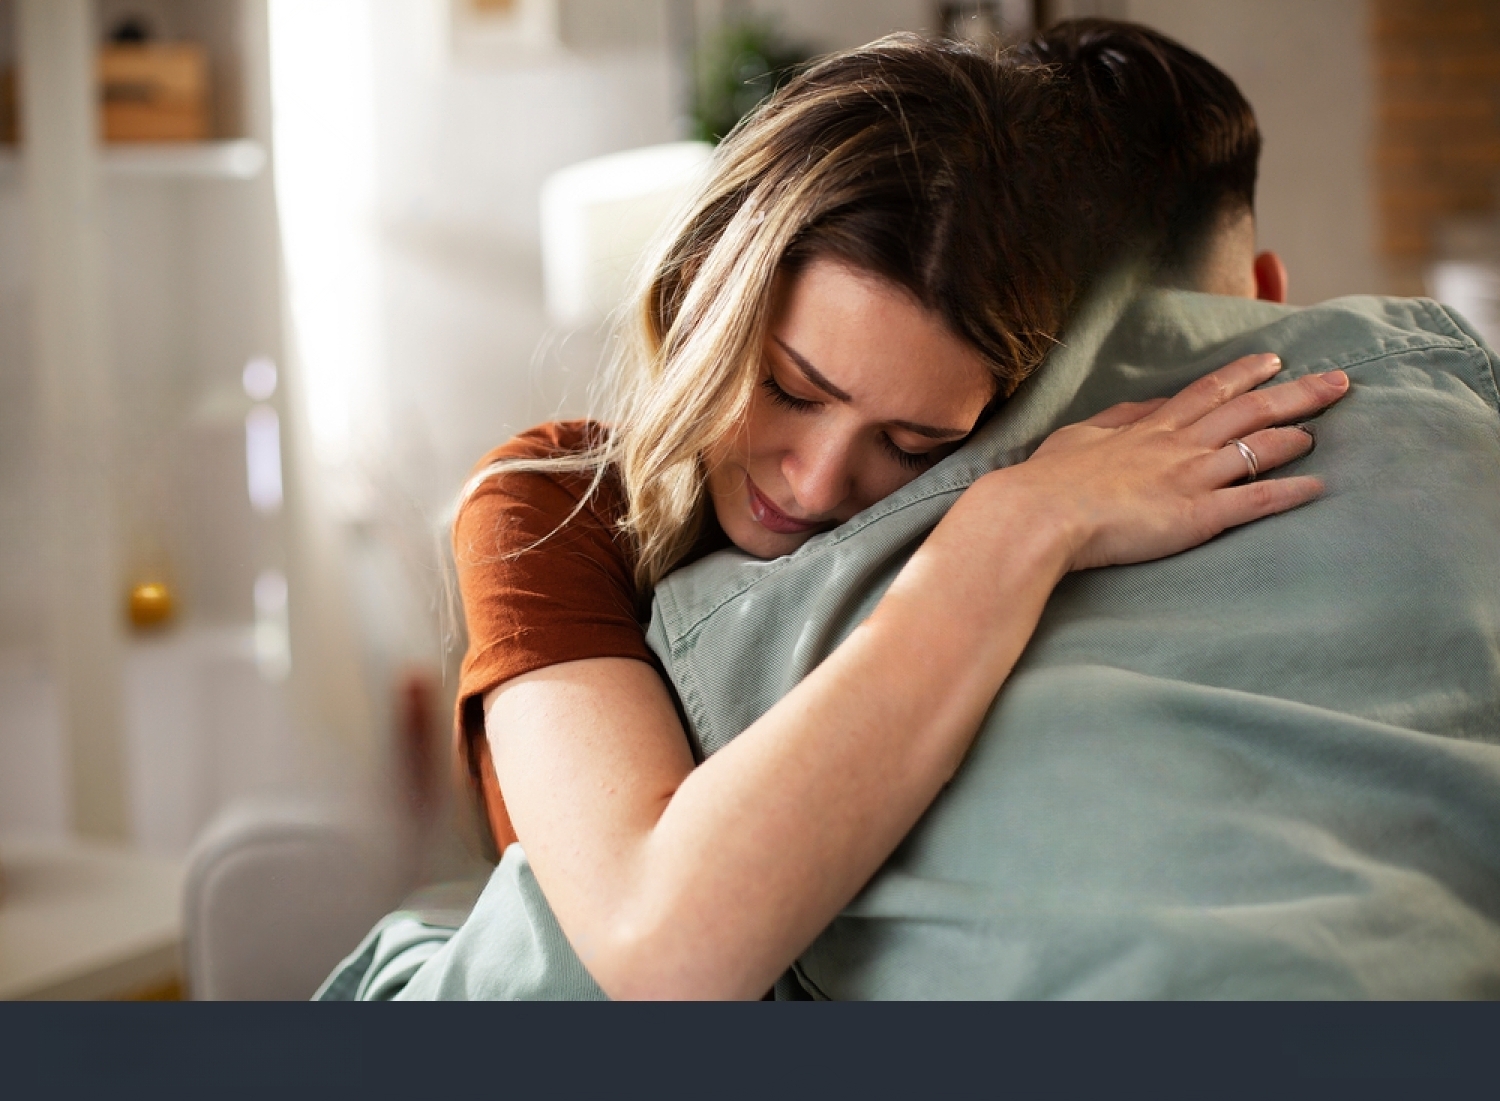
top-left (487, 354), bottom-right (1348, 999)
top-left (489, 490), bottom-right (1069, 1000)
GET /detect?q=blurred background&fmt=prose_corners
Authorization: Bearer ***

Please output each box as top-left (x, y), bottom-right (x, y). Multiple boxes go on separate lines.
top-left (0, 0), bottom-right (1496, 999)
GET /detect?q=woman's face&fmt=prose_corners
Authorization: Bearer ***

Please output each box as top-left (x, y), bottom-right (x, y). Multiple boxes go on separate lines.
top-left (707, 258), bottom-right (996, 560)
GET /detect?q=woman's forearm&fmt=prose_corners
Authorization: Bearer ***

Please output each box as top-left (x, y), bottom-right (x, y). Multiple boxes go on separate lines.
top-left (646, 483), bottom-right (1070, 997)
top-left (533, 470), bottom-right (1074, 1000)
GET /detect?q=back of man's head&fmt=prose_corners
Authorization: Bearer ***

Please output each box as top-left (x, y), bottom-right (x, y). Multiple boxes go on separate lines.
top-left (1013, 19), bottom-right (1262, 288)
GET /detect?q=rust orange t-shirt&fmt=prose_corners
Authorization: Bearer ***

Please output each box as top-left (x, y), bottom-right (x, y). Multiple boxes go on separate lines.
top-left (452, 420), bottom-right (724, 851)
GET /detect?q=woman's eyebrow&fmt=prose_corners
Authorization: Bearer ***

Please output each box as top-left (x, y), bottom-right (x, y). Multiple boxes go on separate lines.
top-left (772, 336), bottom-right (970, 441)
top-left (773, 336), bottom-right (852, 401)
top-left (889, 418), bottom-right (969, 441)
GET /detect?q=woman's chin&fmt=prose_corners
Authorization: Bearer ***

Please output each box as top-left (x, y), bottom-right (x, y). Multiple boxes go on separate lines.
top-left (732, 524), bottom-right (809, 560)
top-left (707, 466), bottom-right (824, 559)
top-left (716, 507), bottom-right (814, 560)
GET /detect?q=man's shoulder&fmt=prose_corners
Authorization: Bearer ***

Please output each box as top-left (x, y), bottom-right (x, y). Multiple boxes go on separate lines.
top-left (1125, 289), bottom-right (1500, 412)
top-left (1130, 287), bottom-right (1480, 342)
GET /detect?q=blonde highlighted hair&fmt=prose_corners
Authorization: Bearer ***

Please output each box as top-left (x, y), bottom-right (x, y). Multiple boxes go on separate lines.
top-left (460, 33), bottom-right (1122, 592)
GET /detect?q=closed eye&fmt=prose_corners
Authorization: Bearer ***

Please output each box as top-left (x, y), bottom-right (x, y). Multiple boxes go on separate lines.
top-left (761, 374), bottom-right (819, 412)
top-left (879, 432), bottom-right (935, 472)
top-left (764, 369), bottom-right (936, 471)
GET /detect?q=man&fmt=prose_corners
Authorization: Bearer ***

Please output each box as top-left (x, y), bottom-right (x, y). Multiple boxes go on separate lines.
top-left (645, 23), bottom-right (1500, 997)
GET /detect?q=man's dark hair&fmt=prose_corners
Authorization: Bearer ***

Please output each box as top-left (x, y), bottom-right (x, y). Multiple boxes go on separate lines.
top-left (1013, 19), bottom-right (1262, 279)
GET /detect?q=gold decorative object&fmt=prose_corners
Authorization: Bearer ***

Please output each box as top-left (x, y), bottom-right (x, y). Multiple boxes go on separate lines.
top-left (127, 581), bottom-right (175, 629)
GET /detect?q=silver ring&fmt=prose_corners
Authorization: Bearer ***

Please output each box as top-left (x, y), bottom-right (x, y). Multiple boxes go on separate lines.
top-left (1229, 438), bottom-right (1259, 482)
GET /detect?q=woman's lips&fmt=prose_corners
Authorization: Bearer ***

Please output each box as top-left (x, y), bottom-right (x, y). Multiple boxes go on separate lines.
top-left (747, 479), bottom-right (821, 536)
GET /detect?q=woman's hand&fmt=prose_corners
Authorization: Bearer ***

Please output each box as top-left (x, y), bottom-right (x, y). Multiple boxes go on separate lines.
top-left (991, 353), bottom-right (1349, 572)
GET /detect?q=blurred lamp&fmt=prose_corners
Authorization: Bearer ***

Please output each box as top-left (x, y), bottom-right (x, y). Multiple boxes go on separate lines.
top-left (1429, 261), bottom-right (1500, 351)
top-left (540, 141), bottom-right (713, 328)
top-left (1428, 217), bottom-right (1500, 350)
top-left (242, 355), bottom-right (278, 401)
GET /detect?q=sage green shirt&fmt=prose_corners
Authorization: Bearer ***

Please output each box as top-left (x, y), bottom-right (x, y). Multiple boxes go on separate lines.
top-left (647, 286), bottom-right (1500, 999)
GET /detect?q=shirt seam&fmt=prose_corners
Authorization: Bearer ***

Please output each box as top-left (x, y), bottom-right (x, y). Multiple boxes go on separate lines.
top-left (1416, 297), bottom-right (1500, 413)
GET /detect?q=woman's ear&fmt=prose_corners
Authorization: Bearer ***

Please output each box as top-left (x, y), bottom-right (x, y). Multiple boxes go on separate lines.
top-left (1253, 250), bottom-right (1288, 304)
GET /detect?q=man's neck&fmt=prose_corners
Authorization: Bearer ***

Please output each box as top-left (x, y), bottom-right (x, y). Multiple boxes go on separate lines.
top-left (1188, 207), bottom-right (1260, 299)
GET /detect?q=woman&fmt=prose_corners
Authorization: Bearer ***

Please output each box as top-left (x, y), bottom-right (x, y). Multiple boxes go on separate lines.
top-left (440, 35), bottom-right (1345, 1000)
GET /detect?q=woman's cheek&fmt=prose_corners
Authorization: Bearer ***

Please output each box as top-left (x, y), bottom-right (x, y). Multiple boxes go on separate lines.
top-left (860, 451), bottom-right (915, 507)
top-left (741, 402), bottom-right (798, 471)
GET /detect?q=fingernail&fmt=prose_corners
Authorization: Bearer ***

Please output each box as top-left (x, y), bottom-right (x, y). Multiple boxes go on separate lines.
top-left (1322, 369), bottom-right (1349, 388)
top-left (1264, 354), bottom-right (1282, 370)
top-left (1293, 422), bottom-right (1316, 453)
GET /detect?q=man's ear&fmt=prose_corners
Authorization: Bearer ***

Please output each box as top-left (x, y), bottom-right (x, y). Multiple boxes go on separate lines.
top-left (1254, 250), bottom-right (1288, 303)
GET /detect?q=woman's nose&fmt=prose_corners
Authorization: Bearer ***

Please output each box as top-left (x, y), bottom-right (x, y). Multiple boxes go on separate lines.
top-left (784, 439), bottom-right (853, 518)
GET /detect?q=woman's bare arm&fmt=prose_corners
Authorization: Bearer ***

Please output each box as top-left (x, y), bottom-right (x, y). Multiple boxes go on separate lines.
top-left (487, 354), bottom-right (1348, 999)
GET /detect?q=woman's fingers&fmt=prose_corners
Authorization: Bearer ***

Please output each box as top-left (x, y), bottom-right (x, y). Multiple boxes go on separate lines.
top-left (1023, 352), bottom-right (1343, 573)
top-left (1081, 397), bottom-right (1170, 429)
top-left (1208, 424), bottom-right (1315, 485)
top-left (1197, 426), bottom-right (1322, 542)
top-left (1203, 474), bottom-right (1326, 536)
top-left (1148, 353), bottom-right (1284, 429)
top-left (1191, 369), bottom-right (1348, 448)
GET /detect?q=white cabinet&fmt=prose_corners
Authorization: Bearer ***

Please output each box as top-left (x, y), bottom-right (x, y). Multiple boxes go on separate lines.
top-left (0, 0), bottom-right (298, 852)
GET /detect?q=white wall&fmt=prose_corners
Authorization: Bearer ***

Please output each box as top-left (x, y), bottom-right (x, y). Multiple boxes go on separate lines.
top-left (753, 0), bottom-right (935, 51)
top-left (356, 1), bottom-right (679, 525)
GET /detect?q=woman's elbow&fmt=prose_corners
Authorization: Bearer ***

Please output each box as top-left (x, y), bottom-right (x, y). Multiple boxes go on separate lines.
top-left (584, 909), bottom-right (761, 1001)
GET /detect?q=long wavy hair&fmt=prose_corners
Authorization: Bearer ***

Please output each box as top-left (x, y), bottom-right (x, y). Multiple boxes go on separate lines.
top-left (459, 33), bottom-right (1124, 592)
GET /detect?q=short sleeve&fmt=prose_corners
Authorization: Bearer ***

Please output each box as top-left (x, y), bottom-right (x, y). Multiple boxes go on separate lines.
top-left (452, 422), bottom-right (655, 849)
top-left (454, 427), bottom-right (650, 699)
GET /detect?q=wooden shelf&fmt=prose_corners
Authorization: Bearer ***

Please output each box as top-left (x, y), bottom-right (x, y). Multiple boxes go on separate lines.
top-left (104, 139), bottom-right (267, 179)
top-left (0, 138), bottom-right (266, 181)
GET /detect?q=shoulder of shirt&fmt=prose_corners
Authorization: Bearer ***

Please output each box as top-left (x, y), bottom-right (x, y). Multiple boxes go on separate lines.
top-left (469, 419), bottom-right (610, 474)
top-left (458, 419), bottom-right (623, 531)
